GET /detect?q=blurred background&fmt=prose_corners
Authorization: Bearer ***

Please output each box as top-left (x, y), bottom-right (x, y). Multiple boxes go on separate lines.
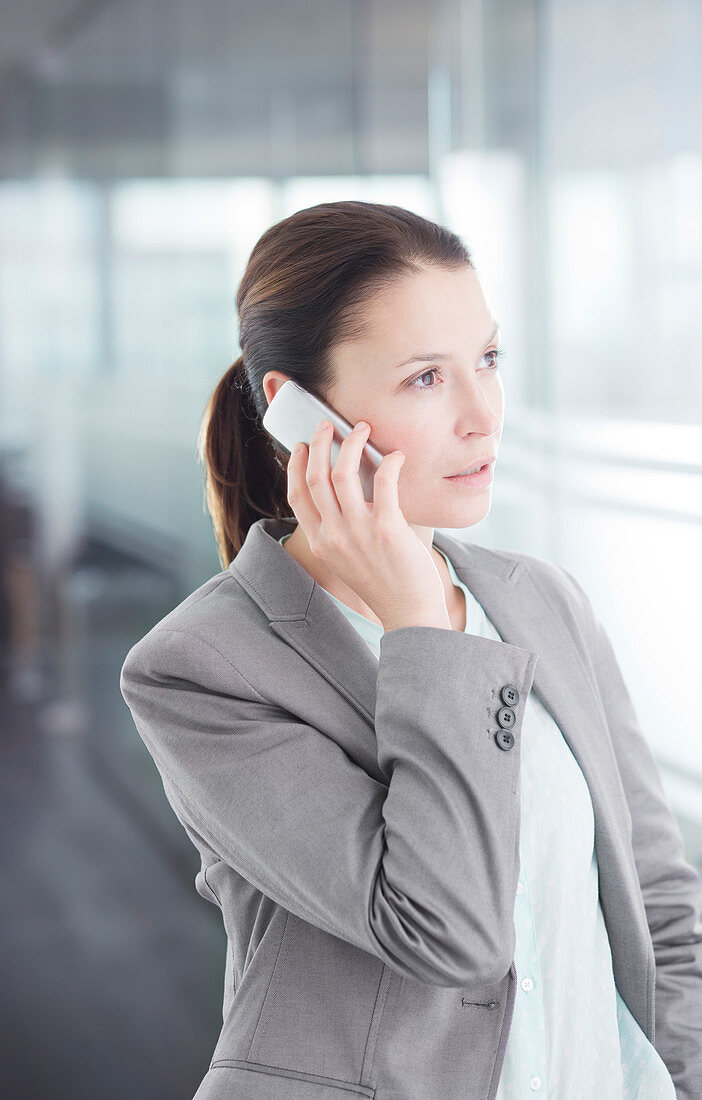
top-left (0, 0), bottom-right (700, 1096)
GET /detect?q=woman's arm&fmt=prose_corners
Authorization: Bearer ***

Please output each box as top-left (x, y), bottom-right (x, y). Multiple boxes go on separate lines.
top-left (120, 623), bottom-right (537, 989)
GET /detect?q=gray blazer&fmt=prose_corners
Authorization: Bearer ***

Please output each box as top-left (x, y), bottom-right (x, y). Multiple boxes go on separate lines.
top-left (119, 515), bottom-right (702, 1100)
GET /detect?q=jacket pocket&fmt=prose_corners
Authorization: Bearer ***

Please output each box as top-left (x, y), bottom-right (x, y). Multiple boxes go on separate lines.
top-left (247, 913), bottom-right (387, 1087)
top-left (195, 1060), bottom-right (375, 1099)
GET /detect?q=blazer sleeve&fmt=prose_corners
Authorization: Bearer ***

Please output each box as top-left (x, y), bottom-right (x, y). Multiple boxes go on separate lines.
top-left (120, 623), bottom-right (538, 989)
top-left (558, 565), bottom-right (702, 1100)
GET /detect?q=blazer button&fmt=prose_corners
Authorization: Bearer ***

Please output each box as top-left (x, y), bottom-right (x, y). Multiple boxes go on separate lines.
top-left (495, 730), bottom-right (515, 751)
top-left (497, 705), bottom-right (516, 729)
top-left (500, 684), bottom-right (520, 707)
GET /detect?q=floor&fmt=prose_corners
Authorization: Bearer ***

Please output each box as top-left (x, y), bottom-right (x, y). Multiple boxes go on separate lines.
top-left (0, 564), bottom-right (228, 1100)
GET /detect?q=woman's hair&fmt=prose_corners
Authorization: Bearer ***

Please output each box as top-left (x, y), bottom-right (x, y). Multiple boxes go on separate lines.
top-left (197, 199), bottom-right (474, 566)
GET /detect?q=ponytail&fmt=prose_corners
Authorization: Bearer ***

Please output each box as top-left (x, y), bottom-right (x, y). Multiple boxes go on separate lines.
top-left (197, 355), bottom-right (289, 567)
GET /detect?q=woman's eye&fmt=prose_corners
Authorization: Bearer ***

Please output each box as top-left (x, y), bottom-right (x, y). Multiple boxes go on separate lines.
top-left (407, 346), bottom-right (505, 392)
top-left (408, 368), bottom-right (441, 391)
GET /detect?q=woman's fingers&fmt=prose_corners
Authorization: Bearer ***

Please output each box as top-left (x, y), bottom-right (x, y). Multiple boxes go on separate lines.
top-left (331, 421), bottom-right (405, 523)
top-left (305, 420), bottom-right (343, 521)
top-left (284, 416), bottom-right (443, 626)
top-left (329, 421), bottom-right (372, 517)
top-left (372, 449), bottom-right (406, 518)
top-left (286, 417), bottom-right (406, 557)
top-left (286, 441), bottom-right (321, 540)
top-left (285, 419), bottom-right (348, 545)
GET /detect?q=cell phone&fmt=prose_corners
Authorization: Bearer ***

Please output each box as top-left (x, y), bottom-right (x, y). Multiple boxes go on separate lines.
top-left (261, 379), bottom-right (386, 503)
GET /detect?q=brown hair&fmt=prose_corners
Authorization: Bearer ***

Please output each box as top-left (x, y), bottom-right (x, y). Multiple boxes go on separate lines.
top-left (197, 200), bottom-right (473, 566)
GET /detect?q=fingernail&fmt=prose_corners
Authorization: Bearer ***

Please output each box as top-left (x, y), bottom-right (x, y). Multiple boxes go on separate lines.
top-left (353, 421), bottom-right (369, 432)
top-left (317, 419), bottom-right (330, 431)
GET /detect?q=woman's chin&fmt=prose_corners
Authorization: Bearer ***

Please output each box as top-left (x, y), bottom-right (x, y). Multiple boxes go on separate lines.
top-left (404, 493), bottom-right (493, 529)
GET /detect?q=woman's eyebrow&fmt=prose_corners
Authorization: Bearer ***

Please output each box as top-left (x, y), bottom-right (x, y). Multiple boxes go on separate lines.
top-left (392, 322), bottom-right (501, 370)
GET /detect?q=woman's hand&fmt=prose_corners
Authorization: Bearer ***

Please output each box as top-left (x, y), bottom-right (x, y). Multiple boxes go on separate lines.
top-left (286, 418), bottom-right (451, 632)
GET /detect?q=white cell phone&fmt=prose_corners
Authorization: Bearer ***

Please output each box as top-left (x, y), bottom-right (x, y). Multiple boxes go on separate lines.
top-left (262, 379), bottom-right (386, 503)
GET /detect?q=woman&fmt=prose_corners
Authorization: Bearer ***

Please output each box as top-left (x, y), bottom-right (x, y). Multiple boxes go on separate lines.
top-left (120, 201), bottom-right (702, 1099)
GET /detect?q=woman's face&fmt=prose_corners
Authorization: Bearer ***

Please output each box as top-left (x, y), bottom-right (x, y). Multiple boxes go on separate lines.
top-left (325, 263), bottom-right (504, 531)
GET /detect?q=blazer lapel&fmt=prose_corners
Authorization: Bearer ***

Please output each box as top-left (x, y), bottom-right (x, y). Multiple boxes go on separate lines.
top-left (230, 516), bottom-right (381, 724)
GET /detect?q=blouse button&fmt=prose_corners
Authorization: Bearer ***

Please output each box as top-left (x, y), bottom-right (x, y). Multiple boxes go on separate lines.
top-left (521, 976), bottom-right (534, 992)
top-left (529, 1077), bottom-right (542, 1090)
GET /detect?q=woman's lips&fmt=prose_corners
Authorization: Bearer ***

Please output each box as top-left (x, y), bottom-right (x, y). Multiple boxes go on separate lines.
top-left (444, 458), bottom-right (495, 486)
